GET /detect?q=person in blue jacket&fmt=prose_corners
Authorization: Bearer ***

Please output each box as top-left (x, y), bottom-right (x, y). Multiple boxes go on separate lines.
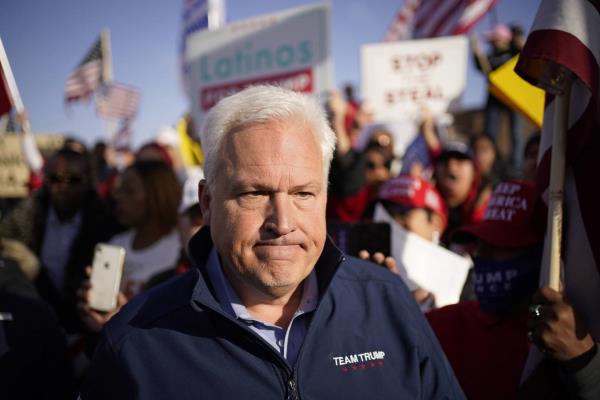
top-left (80, 85), bottom-right (464, 399)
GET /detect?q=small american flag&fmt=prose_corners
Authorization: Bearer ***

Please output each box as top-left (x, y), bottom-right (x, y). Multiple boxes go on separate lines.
top-left (96, 82), bottom-right (140, 120)
top-left (112, 117), bottom-right (134, 150)
top-left (64, 36), bottom-right (104, 102)
top-left (385, 0), bottom-right (498, 41)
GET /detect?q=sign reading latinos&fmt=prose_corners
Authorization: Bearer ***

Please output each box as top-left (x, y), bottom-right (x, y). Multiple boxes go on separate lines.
top-left (186, 3), bottom-right (332, 126)
top-left (361, 36), bottom-right (468, 121)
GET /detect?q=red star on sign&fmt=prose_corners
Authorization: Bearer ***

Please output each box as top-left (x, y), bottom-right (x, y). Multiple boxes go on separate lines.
top-left (378, 361), bottom-right (384, 367)
top-left (361, 364), bottom-right (366, 369)
top-left (352, 365), bottom-right (358, 371)
top-left (370, 362), bottom-right (376, 368)
top-left (342, 367), bottom-right (349, 373)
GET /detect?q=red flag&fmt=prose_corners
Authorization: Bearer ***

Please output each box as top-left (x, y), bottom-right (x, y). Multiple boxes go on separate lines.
top-left (0, 56), bottom-right (12, 116)
top-left (515, 0), bottom-right (600, 376)
top-left (385, 0), bottom-right (498, 41)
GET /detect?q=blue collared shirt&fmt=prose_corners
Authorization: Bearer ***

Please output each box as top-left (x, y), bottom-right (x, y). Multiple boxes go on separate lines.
top-left (205, 248), bottom-right (318, 367)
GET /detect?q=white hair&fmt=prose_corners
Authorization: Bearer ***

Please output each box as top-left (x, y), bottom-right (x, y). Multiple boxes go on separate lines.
top-left (200, 85), bottom-right (336, 189)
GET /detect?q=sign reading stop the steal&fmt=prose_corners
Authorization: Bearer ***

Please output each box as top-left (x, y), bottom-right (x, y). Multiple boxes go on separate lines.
top-left (186, 3), bottom-right (332, 127)
top-left (361, 36), bottom-right (468, 121)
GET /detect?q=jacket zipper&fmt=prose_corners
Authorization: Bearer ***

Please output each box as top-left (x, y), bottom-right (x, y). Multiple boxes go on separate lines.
top-left (287, 254), bottom-right (346, 400)
top-left (286, 375), bottom-right (298, 400)
top-left (191, 299), bottom-right (296, 397)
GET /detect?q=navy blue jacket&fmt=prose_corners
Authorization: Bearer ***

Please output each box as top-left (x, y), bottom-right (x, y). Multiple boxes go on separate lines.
top-left (81, 227), bottom-right (464, 399)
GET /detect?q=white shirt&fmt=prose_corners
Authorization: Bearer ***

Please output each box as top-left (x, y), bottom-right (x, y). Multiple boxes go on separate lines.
top-left (109, 229), bottom-right (180, 297)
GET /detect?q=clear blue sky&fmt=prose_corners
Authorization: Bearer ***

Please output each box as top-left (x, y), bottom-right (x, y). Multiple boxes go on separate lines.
top-left (1, 0), bottom-right (540, 148)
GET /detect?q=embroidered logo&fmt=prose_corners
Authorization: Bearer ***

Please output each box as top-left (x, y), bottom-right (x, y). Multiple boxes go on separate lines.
top-left (332, 351), bottom-right (385, 373)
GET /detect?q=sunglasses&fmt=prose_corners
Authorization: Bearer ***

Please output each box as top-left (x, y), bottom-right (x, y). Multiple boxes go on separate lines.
top-left (366, 159), bottom-right (393, 170)
top-left (47, 174), bottom-right (84, 185)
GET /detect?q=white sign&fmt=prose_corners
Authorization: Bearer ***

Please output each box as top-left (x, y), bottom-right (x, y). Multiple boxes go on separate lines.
top-left (361, 36), bottom-right (468, 121)
top-left (186, 3), bottom-right (332, 127)
top-left (373, 204), bottom-right (471, 308)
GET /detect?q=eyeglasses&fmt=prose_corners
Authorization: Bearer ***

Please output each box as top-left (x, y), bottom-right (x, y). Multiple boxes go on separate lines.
top-left (47, 174), bottom-right (84, 185)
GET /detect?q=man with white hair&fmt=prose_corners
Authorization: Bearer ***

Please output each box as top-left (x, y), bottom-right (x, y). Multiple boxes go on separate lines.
top-left (80, 86), bottom-right (463, 399)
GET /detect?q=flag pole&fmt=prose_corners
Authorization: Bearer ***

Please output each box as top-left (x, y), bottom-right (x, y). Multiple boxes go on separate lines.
top-left (208, 0), bottom-right (226, 30)
top-left (100, 29), bottom-right (118, 151)
top-left (546, 82), bottom-right (570, 291)
top-left (101, 29), bottom-right (113, 82)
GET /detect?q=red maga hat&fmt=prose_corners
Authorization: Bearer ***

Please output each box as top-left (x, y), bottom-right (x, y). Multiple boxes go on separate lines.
top-left (452, 180), bottom-right (543, 248)
top-left (377, 175), bottom-right (448, 229)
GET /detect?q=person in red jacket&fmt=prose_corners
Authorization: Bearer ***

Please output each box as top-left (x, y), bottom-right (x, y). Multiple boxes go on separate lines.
top-left (426, 180), bottom-right (543, 399)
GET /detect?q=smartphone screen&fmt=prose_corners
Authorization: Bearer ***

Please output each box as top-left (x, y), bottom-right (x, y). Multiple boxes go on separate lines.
top-left (89, 243), bottom-right (126, 312)
top-left (327, 221), bottom-right (391, 258)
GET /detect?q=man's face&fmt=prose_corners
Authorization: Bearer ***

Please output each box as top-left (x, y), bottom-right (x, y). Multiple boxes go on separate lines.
top-left (46, 156), bottom-right (89, 218)
top-left (201, 121), bottom-right (327, 299)
top-left (435, 157), bottom-right (475, 207)
top-left (473, 138), bottom-right (496, 177)
top-left (364, 149), bottom-right (391, 189)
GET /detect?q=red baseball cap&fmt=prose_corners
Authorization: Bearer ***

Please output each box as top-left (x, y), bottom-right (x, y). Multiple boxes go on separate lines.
top-left (377, 175), bottom-right (448, 229)
top-left (452, 180), bottom-right (543, 248)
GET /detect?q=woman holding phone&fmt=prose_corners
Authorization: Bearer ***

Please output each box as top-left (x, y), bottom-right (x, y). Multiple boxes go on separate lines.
top-left (79, 160), bottom-right (182, 331)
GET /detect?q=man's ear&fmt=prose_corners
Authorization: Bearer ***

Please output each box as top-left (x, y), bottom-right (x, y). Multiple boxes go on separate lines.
top-left (198, 179), bottom-right (211, 223)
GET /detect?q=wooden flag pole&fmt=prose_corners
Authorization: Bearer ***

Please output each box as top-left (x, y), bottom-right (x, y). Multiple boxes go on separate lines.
top-left (101, 29), bottom-right (112, 83)
top-left (546, 82), bottom-right (571, 291)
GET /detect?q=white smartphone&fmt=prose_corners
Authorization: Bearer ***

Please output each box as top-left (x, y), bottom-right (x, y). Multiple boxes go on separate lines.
top-left (89, 243), bottom-right (126, 312)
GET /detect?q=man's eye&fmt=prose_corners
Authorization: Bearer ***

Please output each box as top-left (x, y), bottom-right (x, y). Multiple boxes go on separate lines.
top-left (295, 192), bottom-right (314, 200)
top-left (240, 191), bottom-right (267, 198)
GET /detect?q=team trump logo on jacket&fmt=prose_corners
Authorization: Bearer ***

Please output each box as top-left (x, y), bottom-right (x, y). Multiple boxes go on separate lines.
top-left (332, 351), bottom-right (385, 373)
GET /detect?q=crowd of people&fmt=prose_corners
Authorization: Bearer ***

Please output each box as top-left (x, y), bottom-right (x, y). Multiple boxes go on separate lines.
top-left (0, 24), bottom-right (598, 400)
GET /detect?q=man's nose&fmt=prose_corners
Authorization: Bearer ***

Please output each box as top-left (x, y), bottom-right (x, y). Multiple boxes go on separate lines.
top-left (264, 193), bottom-right (295, 236)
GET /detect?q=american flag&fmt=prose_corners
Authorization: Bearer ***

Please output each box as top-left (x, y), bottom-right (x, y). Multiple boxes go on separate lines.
top-left (112, 117), bottom-right (134, 150)
top-left (64, 36), bottom-right (104, 102)
top-left (180, 0), bottom-right (224, 92)
top-left (385, 0), bottom-right (498, 41)
top-left (96, 82), bottom-right (140, 120)
top-left (0, 59), bottom-right (11, 117)
top-left (180, 0), bottom-right (209, 90)
top-left (515, 0), bottom-right (600, 381)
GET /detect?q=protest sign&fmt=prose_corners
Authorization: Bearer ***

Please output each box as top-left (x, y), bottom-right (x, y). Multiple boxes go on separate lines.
top-left (186, 3), bottom-right (332, 127)
top-left (374, 204), bottom-right (471, 307)
top-left (361, 36), bottom-right (468, 122)
top-left (0, 135), bottom-right (29, 197)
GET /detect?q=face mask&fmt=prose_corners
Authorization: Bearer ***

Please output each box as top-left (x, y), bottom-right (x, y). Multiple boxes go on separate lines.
top-left (473, 246), bottom-right (542, 313)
